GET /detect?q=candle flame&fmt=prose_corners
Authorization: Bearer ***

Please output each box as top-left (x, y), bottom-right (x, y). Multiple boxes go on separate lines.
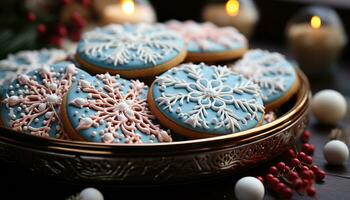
top-left (311, 16), bottom-right (321, 29)
top-left (121, 0), bottom-right (135, 15)
top-left (225, 0), bottom-right (240, 17)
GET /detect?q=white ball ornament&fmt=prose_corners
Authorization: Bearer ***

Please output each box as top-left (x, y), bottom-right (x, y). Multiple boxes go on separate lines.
top-left (79, 187), bottom-right (104, 200)
top-left (235, 176), bottom-right (265, 200)
top-left (312, 89), bottom-right (347, 124)
top-left (324, 140), bottom-right (349, 165)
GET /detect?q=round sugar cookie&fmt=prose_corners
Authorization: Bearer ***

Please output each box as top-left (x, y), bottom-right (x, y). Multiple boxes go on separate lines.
top-left (230, 49), bottom-right (300, 111)
top-left (75, 23), bottom-right (187, 79)
top-left (148, 63), bottom-right (265, 139)
top-left (0, 62), bottom-right (89, 139)
top-left (166, 20), bottom-right (248, 63)
top-left (61, 73), bottom-right (172, 144)
top-left (0, 49), bottom-right (67, 87)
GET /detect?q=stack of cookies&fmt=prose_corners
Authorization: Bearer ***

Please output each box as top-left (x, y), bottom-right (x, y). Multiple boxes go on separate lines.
top-left (0, 21), bottom-right (300, 144)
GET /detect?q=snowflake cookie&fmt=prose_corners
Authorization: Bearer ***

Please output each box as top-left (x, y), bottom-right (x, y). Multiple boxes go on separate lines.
top-left (166, 20), bottom-right (248, 62)
top-left (0, 49), bottom-right (67, 86)
top-left (62, 73), bottom-right (172, 144)
top-left (149, 63), bottom-right (265, 139)
top-left (230, 49), bottom-right (299, 110)
top-left (0, 62), bottom-right (90, 139)
top-left (76, 23), bottom-right (186, 78)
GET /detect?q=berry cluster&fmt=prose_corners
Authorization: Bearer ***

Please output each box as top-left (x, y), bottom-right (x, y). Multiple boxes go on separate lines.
top-left (26, 0), bottom-right (92, 47)
top-left (257, 131), bottom-right (326, 199)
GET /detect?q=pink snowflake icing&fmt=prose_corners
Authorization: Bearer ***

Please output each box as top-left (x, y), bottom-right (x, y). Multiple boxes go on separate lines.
top-left (69, 73), bottom-right (172, 144)
top-left (2, 63), bottom-right (78, 138)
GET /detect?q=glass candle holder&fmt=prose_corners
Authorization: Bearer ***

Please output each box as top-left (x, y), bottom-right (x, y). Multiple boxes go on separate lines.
top-left (94, 0), bottom-right (157, 25)
top-left (202, 0), bottom-right (259, 38)
top-left (286, 6), bottom-right (347, 79)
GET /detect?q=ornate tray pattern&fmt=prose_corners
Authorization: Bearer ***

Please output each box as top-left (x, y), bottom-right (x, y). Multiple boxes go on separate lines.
top-left (0, 71), bottom-right (310, 185)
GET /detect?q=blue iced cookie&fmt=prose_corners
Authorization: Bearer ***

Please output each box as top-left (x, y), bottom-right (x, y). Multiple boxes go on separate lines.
top-left (231, 49), bottom-right (300, 111)
top-left (0, 62), bottom-right (89, 139)
top-left (75, 23), bottom-right (187, 79)
top-left (0, 49), bottom-right (67, 86)
top-left (61, 73), bottom-right (172, 144)
top-left (148, 63), bottom-right (265, 139)
top-left (166, 20), bottom-right (248, 63)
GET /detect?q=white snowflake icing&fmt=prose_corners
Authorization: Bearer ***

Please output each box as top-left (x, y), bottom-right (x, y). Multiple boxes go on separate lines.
top-left (69, 73), bottom-right (172, 144)
top-left (0, 49), bottom-right (67, 85)
top-left (155, 63), bottom-right (264, 133)
top-left (79, 24), bottom-right (182, 66)
top-left (231, 49), bottom-right (295, 101)
top-left (166, 20), bottom-right (247, 51)
top-left (2, 63), bottom-right (77, 138)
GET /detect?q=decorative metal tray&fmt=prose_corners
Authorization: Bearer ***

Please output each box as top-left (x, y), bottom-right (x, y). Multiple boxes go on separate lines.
top-left (0, 71), bottom-right (310, 186)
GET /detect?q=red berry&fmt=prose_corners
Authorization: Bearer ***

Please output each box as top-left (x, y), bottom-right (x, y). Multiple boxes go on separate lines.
top-left (284, 165), bottom-right (290, 172)
top-left (69, 30), bottom-right (82, 42)
top-left (297, 152), bottom-right (306, 160)
top-left (308, 170), bottom-right (315, 178)
top-left (81, 0), bottom-right (91, 8)
top-left (26, 12), bottom-right (36, 22)
top-left (302, 179), bottom-right (311, 188)
top-left (306, 186), bottom-right (316, 197)
top-left (302, 143), bottom-right (315, 155)
top-left (256, 176), bottom-right (264, 183)
top-left (276, 162), bottom-right (286, 170)
top-left (293, 178), bottom-right (303, 190)
top-left (50, 35), bottom-right (63, 47)
top-left (291, 158), bottom-right (300, 167)
top-left (282, 187), bottom-right (293, 199)
top-left (269, 166), bottom-right (278, 175)
top-left (287, 149), bottom-right (296, 158)
top-left (62, 0), bottom-right (72, 5)
top-left (288, 171), bottom-right (299, 181)
top-left (302, 131), bottom-right (311, 142)
top-left (315, 170), bottom-right (326, 182)
top-left (56, 25), bottom-right (67, 37)
top-left (276, 182), bottom-right (286, 191)
top-left (301, 165), bottom-right (309, 171)
top-left (271, 177), bottom-right (280, 187)
top-left (71, 12), bottom-right (86, 28)
top-left (36, 24), bottom-right (46, 35)
top-left (310, 165), bottom-right (319, 173)
top-left (301, 170), bottom-right (311, 179)
top-left (304, 156), bottom-right (313, 164)
top-left (266, 174), bottom-right (274, 183)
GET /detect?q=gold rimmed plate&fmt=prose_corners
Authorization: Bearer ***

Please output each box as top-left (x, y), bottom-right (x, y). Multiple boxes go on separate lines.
top-left (0, 70), bottom-right (311, 185)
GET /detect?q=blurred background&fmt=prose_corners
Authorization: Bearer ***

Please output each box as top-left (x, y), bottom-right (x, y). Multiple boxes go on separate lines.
top-left (1, 0), bottom-right (349, 56)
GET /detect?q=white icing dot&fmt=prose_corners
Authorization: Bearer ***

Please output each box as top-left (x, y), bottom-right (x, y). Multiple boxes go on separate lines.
top-left (91, 131), bottom-right (97, 137)
top-left (47, 94), bottom-right (60, 104)
top-left (38, 103), bottom-right (47, 112)
top-left (34, 118), bottom-right (39, 123)
top-left (23, 126), bottom-right (28, 131)
top-left (80, 80), bottom-right (91, 88)
top-left (7, 95), bottom-right (20, 106)
top-left (45, 112), bottom-right (53, 119)
top-left (74, 111), bottom-right (79, 116)
top-left (50, 83), bottom-right (58, 91)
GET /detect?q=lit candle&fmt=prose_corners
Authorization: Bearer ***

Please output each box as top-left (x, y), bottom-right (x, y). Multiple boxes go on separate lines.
top-left (287, 15), bottom-right (347, 79)
top-left (202, 0), bottom-right (259, 38)
top-left (100, 0), bottom-right (156, 25)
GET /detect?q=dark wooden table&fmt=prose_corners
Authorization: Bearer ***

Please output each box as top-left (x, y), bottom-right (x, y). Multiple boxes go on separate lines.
top-left (0, 44), bottom-right (349, 200)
